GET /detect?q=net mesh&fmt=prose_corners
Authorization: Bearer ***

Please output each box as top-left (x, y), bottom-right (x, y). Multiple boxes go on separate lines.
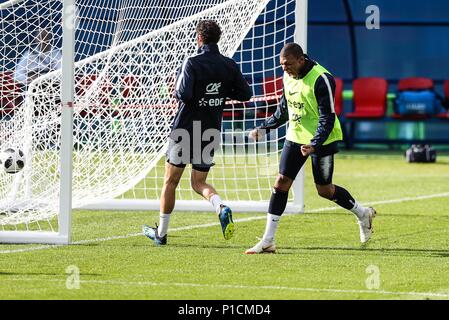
top-left (0, 0), bottom-right (295, 229)
top-left (121, 0), bottom-right (295, 204)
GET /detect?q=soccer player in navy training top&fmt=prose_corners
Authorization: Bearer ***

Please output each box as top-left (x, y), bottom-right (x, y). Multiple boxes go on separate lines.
top-left (143, 20), bottom-right (252, 245)
top-left (245, 43), bottom-right (376, 254)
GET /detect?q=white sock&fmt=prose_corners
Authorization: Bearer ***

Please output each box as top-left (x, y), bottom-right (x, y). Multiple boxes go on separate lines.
top-left (262, 214), bottom-right (281, 244)
top-left (158, 213), bottom-right (171, 237)
top-left (350, 201), bottom-right (367, 220)
top-left (209, 194), bottom-right (223, 213)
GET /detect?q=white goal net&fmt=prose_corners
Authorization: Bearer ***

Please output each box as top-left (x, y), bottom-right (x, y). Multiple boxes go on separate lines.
top-left (0, 0), bottom-right (302, 242)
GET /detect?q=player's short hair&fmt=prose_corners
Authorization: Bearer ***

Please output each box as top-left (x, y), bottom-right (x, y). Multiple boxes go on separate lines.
top-left (196, 20), bottom-right (222, 44)
top-left (281, 43), bottom-right (304, 58)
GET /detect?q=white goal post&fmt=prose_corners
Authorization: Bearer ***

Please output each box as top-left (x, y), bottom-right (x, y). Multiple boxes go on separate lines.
top-left (0, 0), bottom-right (308, 244)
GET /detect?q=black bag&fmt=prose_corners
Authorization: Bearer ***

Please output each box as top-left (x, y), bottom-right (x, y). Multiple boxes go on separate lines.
top-left (405, 144), bottom-right (437, 163)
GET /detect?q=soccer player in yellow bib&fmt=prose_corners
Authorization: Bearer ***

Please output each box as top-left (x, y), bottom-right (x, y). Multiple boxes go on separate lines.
top-left (245, 43), bottom-right (376, 254)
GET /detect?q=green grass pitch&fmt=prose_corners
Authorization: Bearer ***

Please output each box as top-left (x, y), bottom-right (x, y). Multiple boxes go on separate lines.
top-left (1, 150), bottom-right (449, 300)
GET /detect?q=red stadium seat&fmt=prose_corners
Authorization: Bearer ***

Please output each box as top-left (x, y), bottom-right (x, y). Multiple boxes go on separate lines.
top-left (397, 77), bottom-right (434, 91)
top-left (263, 76), bottom-right (283, 97)
top-left (122, 75), bottom-right (138, 98)
top-left (334, 77), bottom-right (343, 116)
top-left (437, 112), bottom-right (449, 119)
top-left (255, 76), bottom-right (283, 118)
top-left (76, 74), bottom-right (98, 96)
top-left (345, 77), bottom-right (388, 119)
top-left (0, 71), bottom-right (23, 118)
top-left (121, 74), bottom-right (140, 98)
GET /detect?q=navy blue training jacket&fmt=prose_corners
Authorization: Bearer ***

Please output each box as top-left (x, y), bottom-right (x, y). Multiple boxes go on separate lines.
top-left (171, 43), bottom-right (252, 135)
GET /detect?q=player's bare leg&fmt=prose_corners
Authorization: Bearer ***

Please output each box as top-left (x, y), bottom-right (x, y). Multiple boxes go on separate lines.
top-left (143, 163), bottom-right (184, 245)
top-left (160, 163), bottom-right (185, 214)
top-left (190, 169), bottom-right (218, 204)
top-left (191, 169), bottom-right (234, 240)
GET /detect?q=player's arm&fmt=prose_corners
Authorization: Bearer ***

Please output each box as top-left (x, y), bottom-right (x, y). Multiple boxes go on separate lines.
top-left (228, 60), bottom-right (252, 101)
top-left (174, 58), bottom-right (195, 103)
top-left (249, 89), bottom-right (289, 141)
top-left (305, 73), bottom-right (336, 154)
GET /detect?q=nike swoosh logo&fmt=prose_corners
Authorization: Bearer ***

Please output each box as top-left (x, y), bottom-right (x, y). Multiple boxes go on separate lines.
top-left (289, 91), bottom-right (299, 96)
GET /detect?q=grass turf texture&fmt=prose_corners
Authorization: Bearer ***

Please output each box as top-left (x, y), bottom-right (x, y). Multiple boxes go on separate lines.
top-left (1, 150), bottom-right (449, 300)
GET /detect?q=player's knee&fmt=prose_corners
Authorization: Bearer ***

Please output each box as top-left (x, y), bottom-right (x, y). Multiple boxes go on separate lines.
top-left (164, 175), bottom-right (181, 189)
top-left (190, 178), bottom-right (205, 194)
top-left (316, 184), bottom-right (334, 199)
top-left (274, 174), bottom-right (293, 192)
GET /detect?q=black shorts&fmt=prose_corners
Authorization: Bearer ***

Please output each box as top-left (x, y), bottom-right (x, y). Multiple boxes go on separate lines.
top-left (165, 137), bottom-right (218, 172)
top-left (279, 140), bottom-right (339, 185)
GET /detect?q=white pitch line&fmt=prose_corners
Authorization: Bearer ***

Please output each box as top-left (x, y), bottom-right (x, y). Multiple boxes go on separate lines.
top-left (333, 173), bottom-right (449, 178)
top-left (363, 192), bottom-right (449, 206)
top-left (1, 191), bottom-right (449, 255)
top-left (2, 277), bottom-right (449, 299)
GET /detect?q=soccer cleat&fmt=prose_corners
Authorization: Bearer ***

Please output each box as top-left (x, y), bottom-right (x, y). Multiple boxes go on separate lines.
top-left (142, 224), bottom-right (167, 246)
top-left (358, 207), bottom-right (377, 243)
top-left (244, 239), bottom-right (276, 254)
top-left (218, 205), bottom-right (234, 240)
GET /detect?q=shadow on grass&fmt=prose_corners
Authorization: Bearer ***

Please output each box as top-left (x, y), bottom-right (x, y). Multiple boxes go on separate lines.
top-left (278, 245), bottom-right (449, 258)
top-left (303, 212), bottom-right (449, 219)
top-left (141, 243), bottom-right (244, 250)
top-left (164, 243), bottom-right (449, 258)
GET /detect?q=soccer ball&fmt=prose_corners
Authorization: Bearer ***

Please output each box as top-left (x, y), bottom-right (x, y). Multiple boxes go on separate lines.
top-left (0, 148), bottom-right (26, 174)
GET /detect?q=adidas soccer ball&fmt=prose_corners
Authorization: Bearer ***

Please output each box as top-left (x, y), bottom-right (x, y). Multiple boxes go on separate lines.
top-left (0, 148), bottom-right (25, 174)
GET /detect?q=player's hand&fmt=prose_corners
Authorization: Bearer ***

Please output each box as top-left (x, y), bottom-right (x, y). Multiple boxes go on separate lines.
top-left (300, 144), bottom-right (315, 156)
top-left (248, 128), bottom-right (264, 141)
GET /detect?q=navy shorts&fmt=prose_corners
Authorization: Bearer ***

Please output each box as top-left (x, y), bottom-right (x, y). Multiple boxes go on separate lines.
top-left (166, 137), bottom-right (217, 172)
top-left (279, 140), bottom-right (339, 185)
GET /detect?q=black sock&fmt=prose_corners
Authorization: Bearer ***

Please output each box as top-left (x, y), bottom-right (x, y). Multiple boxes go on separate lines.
top-left (268, 188), bottom-right (289, 216)
top-left (331, 185), bottom-right (356, 211)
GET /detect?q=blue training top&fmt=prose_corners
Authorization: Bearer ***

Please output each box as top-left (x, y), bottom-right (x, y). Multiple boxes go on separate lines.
top-left (171, 43), bottom-right (252, 136)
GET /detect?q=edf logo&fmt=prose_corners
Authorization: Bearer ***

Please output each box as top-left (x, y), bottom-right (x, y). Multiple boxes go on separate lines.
top-left (199, 97), bottom-right (224, 107)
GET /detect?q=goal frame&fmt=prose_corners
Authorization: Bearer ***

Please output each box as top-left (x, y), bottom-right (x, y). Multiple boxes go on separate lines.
top-left (0, 0), bottom-right (308, 245)
top-left (0, 0), bottom-right (74, 244)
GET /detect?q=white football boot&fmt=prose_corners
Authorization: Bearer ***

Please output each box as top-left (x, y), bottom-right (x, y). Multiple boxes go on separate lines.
top-left (244, 239), bottom-right (276, 254)
top-left (358, 207), bottom-right (377, 243)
